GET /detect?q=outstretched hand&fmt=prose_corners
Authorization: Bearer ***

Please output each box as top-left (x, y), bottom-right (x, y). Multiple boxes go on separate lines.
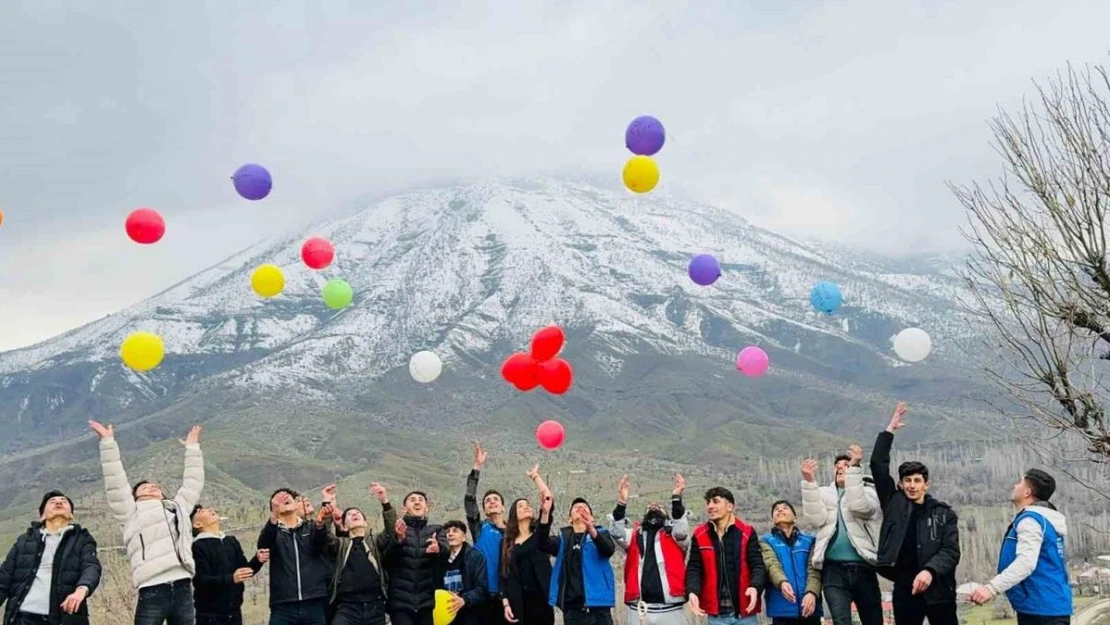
top-left (179, 425), bottom-right (202, 446)
top-left (321, 484), bottom-right (337, 504)
top-left (887, 401), bottom-right (908, 433)
top-left (88, 420), bottom-right (114, 441)
top-left (801, 459), bottom-right (818, 482)
top-left (672, 473), bottom-right (686, 496)
top-left (526, 464), bottom-right (540, 481)
top-left (847, 444), bottom-right (864, 466)
top-left (617, 475), bottom-right (630, 503)
top-left (369, 482), bottom-right (388, 504)
top-left (473, 440), bottom-right (487, 469)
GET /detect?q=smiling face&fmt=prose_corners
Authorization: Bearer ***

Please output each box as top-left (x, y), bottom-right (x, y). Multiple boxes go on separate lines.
top-left (344, 508), bottom-right (367, 530)
top-left (41, 496), bottom-right (73, 522)
top-left (513, 499), bottom-right (533, 522)
top-left (191, 507), bottom-right (218, 532)
top-left (834, 458), bottom-right (850, 487)
top-left (446, 526), bottom-right (466, 547)
top-left (705, 496), bottom-right (734, 522)
top-left (772, 502), bottom-right (796, 527)
top-left (900, 474), bottom-right (929, 502)
top-left (404, 493), bottom-right (428, 517)
top-left (483, 492), bottom-right (504, 516)
top-left (135, 483), bottom-right (163, 502)
top-left (271, 491), bottom-right (298, 516)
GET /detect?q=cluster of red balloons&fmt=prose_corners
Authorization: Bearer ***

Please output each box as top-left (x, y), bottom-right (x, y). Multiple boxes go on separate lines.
top-left (500, 325), bottom-right (574, 394)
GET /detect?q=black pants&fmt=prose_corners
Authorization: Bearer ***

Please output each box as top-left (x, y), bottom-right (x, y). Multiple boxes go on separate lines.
top-left (478, 598), bottom-right (509, 625)
top-left (513, 598), bottom-right (555, 625)
top-left (197, 614), bottom-right (243, 625)
top-left (13, 614), bottom-right (53, 625)
top-left (387, 609), bottom-right (433, 625)
top-left (891, 582), bottom-right (957, 625)
top-left (331, 601), bottom-right (386, 625)
top-left (270, 599), bottom-right (327, 625)
top-left (772, 619), bottom-right (823, 625)
top-left (562, 607), bottom-right (613, 625)
top-left (822, 562), bottom-right (883, 625)
top-left (1018, 616), bottom-right (1071, 625)
top-left (136, 579), bottom-right (196, 625)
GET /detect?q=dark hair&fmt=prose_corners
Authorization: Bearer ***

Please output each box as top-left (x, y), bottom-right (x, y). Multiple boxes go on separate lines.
top-left (501, 498), bottom-right (534, 578)
top-left (482, 489), bottom-right (504, 506)
top-left (443, 520), bottom-right (468, 534)
top-left (898, 461), bottom-right (929, 482)
top-left (1024, 469), bottom-right (1057, 501)
top-left (569, 497), bottom-right (592, 514)
top-left (341, 507), bottom-right (363, 525)
top-left (704, 487), bottom-right (735, 505)
top-left (190, 505), bottom-right (204, 537)
top-left (269, 487), bottom-right (299, 502)
top-left (131, 480), bottom-right (151, 499)
top-left (38, 491), bottom-right (74, 516)
top-left (834, 453), bottom-right (852, 465)
top-left (771, 499), bottom-right (796, 516)
top-left (404, 491), bottom-right (429, 506)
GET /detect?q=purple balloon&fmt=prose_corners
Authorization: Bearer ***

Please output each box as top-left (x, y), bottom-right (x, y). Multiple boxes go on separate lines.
top-left (232, 164), bottom-right (272, 201)
top-left (688, 254), bottom-right (721, 286)
top-left (625, 115), bottom-right (666, 156)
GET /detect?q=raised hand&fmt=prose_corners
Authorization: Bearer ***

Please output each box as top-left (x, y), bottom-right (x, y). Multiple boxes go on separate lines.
top-left (672, 473), bottom-right (686, 496)
top-left (321, 483), bottom-right (337, 504)
top-left (394, 518), bottom-right (407, 540)
top-left (315, 503), bottom-right (335, 525)
top-left (887, 401), bottom-right (908, 432)
top-left (540, 491), bottom-right (553, 514)
top-left (59, 586), bottom-right (88, 614)
top-left (179, 425), bottom-right (202, 446)
top-left (369, 482), bottom-right (388, 504)
top-left (847, 444), bottom-right (864, 466)
top-left (473, 440), bottom-right (487, 469)
top-left (801, 459), bottom-right (818, 482)
top-left (617, 475), bottom-right (630, 503)
top-left (425, 535), bottom-right (440, 554)
top-left (526, 464), bottom-right (540, 481)
top-left (88, 420), bottom-right (113, 441)
top-left (232, 567), bottom-right (254, 583)
top-left (256, 549), bottom-right (270, 563)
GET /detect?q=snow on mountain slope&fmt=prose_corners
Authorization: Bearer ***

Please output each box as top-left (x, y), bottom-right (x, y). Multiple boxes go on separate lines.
top-left (0, 176), bottom-right (978, 394)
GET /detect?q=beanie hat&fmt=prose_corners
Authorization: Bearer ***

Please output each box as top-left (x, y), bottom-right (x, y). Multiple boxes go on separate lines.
top-left (770, 499), bottom-right (796, 516)
top-left (39, 490), bottom-right (74, 516)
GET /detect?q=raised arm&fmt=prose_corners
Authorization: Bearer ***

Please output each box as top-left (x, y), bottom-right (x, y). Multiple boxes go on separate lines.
top-left (670, 474), bottom-right (691, 549)
top-left (799, 459), bottom-right (831, 529)
top-left (174, 425), bottom-right (205, 511)
top-left (843, 445), bottom-right (881, 519)
top-left (608, 475), bottom-right (632, 551)
top-left (465, 441), bottom-right (486, 540)
top-left (90, 421), bottom-right (135, 523)
top-left (370, 483), bottom-right (397, 553)
top-left (869, 402), bottom-right (907, 510)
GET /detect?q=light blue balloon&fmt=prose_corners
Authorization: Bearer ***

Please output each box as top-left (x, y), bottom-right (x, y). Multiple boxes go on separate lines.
top-left (810, 281), bottom-right (843, 314)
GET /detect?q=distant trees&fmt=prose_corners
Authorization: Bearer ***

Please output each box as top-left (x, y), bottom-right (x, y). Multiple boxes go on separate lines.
top-left (954, 62), bottom-right (1110, 485)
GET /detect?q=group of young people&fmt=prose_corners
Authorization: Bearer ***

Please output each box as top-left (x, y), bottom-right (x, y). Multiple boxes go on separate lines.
top-left (0, 402), bottom-right (1074, 625)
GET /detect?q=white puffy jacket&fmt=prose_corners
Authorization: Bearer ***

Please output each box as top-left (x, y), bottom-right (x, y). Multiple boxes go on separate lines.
top-left (99, 438), bottom-right (204, 589)
top-left (800, 465), bottom-right (882, 568)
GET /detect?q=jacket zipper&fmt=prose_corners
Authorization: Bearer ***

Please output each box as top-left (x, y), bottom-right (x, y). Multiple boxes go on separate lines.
top-left (140, 534), bottom-right (146, 560)
top-left (293, 529), bottom-right (303, 601)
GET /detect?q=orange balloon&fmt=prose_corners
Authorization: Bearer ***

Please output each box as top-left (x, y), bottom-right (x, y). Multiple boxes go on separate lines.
top-left (0, 209), bottom-right (4, 228)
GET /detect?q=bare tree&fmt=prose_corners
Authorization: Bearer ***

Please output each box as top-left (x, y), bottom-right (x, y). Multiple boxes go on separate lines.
top-left (953, 62), bottom-right (1110, 486)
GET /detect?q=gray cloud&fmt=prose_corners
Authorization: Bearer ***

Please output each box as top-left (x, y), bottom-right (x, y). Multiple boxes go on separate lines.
top-left (0, 0), bottom-right (1107, 349)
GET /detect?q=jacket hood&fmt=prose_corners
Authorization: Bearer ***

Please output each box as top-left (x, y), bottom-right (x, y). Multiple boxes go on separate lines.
top-left (194, 531), bottom-right (225, 540)
top-left (1024, 503), bottom-right (1068, 537)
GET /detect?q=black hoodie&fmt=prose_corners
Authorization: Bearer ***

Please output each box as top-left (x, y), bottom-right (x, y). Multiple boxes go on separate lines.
top-left (382, 515), bottom-right (447, 613)
top-left (192, 532), bottom-right (264, 617)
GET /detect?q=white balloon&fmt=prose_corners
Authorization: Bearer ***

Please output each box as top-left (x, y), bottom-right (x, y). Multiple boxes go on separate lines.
top-left (409, 350), bottom-right (443, 383)
top-left (893, 327), bottom-right (932, 363)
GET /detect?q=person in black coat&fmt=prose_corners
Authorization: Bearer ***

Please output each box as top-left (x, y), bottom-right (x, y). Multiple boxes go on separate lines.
top-left (869, 402), bottom-right (961, 625)
top-left (257, 488), bottom-right (333, 625)
top-left (0, 490), bottom-right (101, 625)
top-left (382, 491), bottom-right (448, 625)
top-left (190, 505), bottom-right (267, 625)
top-left (434, 521), bottom-right (488, 625)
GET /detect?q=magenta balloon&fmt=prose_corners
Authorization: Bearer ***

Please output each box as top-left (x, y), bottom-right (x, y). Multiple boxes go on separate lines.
top-left (625, 116), bottom-right (666, 156)
top-left (688, 254), bottom-right (721, 286)
top-left (232, 164), bottom-right (272, 201)
top-left (736, 346), bottom-right (769, 377)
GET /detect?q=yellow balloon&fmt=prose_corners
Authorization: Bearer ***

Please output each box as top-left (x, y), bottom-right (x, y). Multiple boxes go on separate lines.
top-left (432, 590), bottom-right (457, 625)
top-left (251, 264), bottom-right (285, 298)
top-left (622, 155), bottom-right (660, 194)
top-left (120, 332), bottom-right (165, 371)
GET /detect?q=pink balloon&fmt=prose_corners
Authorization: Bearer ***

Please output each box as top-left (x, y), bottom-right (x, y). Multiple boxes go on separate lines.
top-left (536, 420), bottom-right (565, 450)
top-left (736, 346), bottom-right (769, 377)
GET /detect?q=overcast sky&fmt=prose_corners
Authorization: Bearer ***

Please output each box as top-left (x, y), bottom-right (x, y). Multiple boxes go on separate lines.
top-left (1, 0), bottom-right (1108, 351)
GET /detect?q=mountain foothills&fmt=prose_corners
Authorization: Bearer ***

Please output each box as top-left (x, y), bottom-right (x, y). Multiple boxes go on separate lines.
top-left (0, 176), bottom-right (1003, 532)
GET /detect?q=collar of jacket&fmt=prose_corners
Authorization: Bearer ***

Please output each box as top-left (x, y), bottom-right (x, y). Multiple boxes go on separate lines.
top-left (403, 515), bottom-right (428, 530)
top-left (771, 526), bottom-right (798, 542)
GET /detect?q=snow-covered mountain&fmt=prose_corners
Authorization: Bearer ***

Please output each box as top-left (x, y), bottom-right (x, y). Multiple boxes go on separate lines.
top-left (0, 176), bottom-right (991, 452)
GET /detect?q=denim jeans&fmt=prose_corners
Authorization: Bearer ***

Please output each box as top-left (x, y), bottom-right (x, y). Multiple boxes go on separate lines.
top-left (135, 579), bottom-right (195, 625)
top-left (822, 562), bottom-right (883, 625)
top-left (269, 599), bottom-right (327, 625)
top-left (707, 616), bottom-right (759, 625)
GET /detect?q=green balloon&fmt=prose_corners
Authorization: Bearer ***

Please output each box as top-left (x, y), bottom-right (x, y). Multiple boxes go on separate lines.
top-left (322, 279), bottom-right (353, 310)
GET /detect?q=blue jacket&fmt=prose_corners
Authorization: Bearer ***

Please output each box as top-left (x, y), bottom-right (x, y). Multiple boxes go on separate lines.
top-left (761, 528), bottom-right (823, 619)
top-left (998, 508), bottom-right (1071, 616)
top-left (545, 525), bottom-right (616, 608)
top-left (472, 520), bottom-right (503, 594)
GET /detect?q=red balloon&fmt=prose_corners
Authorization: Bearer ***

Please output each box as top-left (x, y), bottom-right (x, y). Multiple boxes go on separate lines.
top-left (536, 420), bottom-right (565, 450)
top-left (538, 358), bottom-right (573, 394)
top-left (125, 208), bottom-right (165, 244)
top-left (301, 237), bottom-right (335, 270)
top-left (530, 325), bottom-right (565, 361)
top-left (501, 353), bottom-right (540, 391)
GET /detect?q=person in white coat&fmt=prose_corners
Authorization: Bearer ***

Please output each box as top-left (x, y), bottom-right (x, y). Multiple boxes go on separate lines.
top-left (800, 444), bottom-right (883, 625)
top-left (90, 420), bottom-right (204, 625)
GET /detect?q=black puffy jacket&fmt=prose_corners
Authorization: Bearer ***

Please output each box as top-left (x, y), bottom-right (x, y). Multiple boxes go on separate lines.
top-left (0, 523), bottom-right (101, 625)
top-left (383, 515), bottom-right (447, 612)
top-left (257, 520), bottom-right (331, 606)
top-left (870, 430), bottom-right (961, 605)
